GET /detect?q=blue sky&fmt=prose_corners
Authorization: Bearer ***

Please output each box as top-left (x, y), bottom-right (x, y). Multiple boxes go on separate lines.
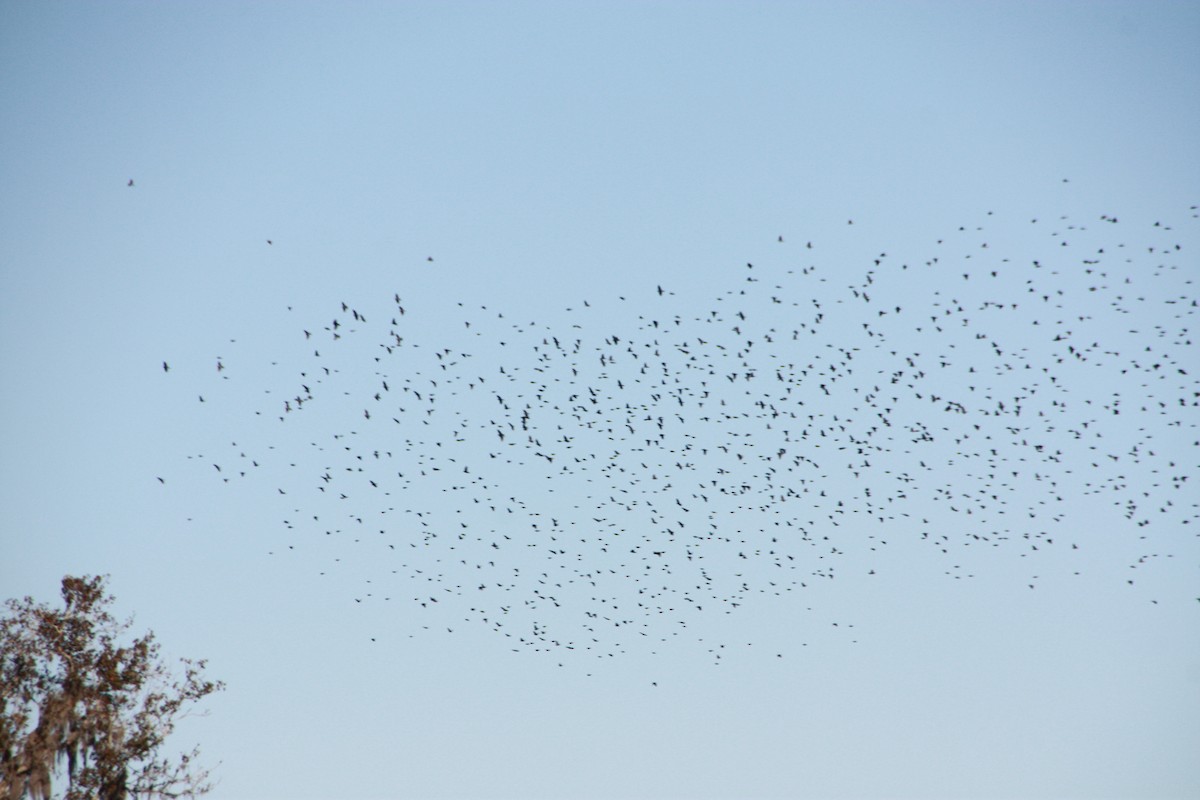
top-left (2, 3), bottom-right (1198, 799)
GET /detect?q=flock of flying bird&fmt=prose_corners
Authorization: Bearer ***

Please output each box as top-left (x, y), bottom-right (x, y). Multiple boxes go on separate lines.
top-left (163, 202), bottom-right (1198, 667)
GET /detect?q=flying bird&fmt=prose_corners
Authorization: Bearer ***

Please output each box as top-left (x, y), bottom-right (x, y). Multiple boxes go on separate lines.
top-left (168, 198), bottom-right (1198, 669)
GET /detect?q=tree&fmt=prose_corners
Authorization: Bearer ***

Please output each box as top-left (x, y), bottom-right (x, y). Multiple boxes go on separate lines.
top-left (0, 575), bottom-right (223, 800)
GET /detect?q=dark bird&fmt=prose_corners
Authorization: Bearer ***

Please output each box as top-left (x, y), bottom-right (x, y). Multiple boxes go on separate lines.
top-left (171, 200), bottom-right (1198, 673)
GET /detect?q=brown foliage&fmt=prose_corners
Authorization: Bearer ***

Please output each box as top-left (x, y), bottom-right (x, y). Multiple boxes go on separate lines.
top-left (0, 576), bottom-right (223, 800)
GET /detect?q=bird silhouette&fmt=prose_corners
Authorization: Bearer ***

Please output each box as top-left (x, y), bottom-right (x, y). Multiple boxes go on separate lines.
top-left (166, 201), bottom-right (1198, 669)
